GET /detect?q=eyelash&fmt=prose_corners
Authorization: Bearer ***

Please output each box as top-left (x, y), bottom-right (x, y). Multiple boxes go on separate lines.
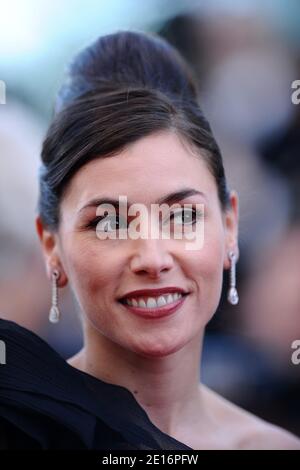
top-left (85, 208), bottom-right (203, 230)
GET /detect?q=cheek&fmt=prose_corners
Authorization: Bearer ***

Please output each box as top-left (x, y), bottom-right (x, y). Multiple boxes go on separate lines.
top-left (186, 224), bottom-right (225, 307)
top-left (189, 245), bottom-right (224, 288)
top-left (62, 237), bottom-right (121, 304)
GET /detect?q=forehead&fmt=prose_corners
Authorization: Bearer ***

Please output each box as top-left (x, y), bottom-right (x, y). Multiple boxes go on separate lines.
top-left (62, 131), bottom-right (217, 210)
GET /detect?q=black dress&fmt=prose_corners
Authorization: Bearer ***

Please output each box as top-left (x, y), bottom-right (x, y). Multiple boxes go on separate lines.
top-left (0, 319), bottom-right (192, 450)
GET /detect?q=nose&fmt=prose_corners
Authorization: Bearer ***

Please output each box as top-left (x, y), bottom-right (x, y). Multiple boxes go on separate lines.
top-left (129, 236), bottom-right (174, 278)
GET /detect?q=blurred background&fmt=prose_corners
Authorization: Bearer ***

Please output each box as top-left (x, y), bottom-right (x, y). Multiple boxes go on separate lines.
top-left (0, 0), bottom-right (299, 437)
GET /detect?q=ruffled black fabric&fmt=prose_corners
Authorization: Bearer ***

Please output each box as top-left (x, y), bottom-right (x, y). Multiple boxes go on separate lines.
top-left (0, 319), bottom-right (192, 450)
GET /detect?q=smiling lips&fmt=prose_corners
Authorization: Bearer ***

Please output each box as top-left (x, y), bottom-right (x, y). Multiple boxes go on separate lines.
top-left (118, 287), bottom-right (189, 319)
top-left (123, 292), bottom-right (183, 308)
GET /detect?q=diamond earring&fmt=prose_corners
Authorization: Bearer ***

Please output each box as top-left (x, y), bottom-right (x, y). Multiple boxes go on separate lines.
top-left (227, 251), bottom-right (239, 305)
top-left (49, 269), bottom-right (61, 323)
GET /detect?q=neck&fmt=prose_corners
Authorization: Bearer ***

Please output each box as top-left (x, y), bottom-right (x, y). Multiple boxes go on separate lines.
top-left (69, 321), bottom-right (208, 438)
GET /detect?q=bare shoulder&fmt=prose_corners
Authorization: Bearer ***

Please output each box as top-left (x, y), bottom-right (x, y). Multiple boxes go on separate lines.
top-left (202, 384), bottom-right (300, 450)
top-left (245, 422), bottom-right (300, 450)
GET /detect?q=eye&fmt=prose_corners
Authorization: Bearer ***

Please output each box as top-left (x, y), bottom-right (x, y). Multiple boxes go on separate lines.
top-left (163, 208), bottom-right (203, 226)
top-left (86, 213), bottom-right (127, 232)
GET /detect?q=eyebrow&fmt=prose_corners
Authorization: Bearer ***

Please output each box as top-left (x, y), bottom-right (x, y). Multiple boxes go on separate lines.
top-left (79, 188), bottom-right (206, 213)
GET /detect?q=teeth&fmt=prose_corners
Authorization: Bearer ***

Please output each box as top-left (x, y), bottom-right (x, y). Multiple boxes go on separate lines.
top-left (146, 298), bottom-right (157, 308)
top-left (124, 292), bottom-right (183, 308)
top-left (157, 296), bottom-right (167, 307)
top-left (138, 299), bottom-right (147, 308)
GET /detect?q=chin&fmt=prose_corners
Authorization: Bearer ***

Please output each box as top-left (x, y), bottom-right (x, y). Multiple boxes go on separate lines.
top-left (130, 337), bottom-right (188, 359)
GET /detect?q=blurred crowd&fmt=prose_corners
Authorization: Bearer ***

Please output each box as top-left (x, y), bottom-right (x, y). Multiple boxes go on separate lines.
top-left (0, 101), bottom-right (83, 357)
top-left (1, 4), bottom-right (299, 436)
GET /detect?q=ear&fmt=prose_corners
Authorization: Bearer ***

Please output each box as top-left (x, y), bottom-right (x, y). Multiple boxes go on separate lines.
top-left (35, 215), bottom-right (68, 287)
top-left (223, 190), bottom-right (239, 270)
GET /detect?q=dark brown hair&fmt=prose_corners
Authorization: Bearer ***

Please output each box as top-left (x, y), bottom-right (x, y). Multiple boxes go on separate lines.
top-left (38, 30), bottom-right (230, 229)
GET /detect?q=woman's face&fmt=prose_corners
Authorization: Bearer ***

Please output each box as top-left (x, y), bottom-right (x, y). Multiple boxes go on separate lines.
top-left (39, 131), bottom-right (238, 357)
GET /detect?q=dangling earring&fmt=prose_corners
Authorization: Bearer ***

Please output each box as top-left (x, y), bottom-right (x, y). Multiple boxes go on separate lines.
top-left (227, 251), bottom-right (239, 305)
top-left (49, 269), bottom-right (61, 323)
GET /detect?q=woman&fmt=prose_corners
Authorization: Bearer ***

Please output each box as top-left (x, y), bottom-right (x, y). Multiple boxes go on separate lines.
top-left (0, 30), bottom-right (299, 450)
